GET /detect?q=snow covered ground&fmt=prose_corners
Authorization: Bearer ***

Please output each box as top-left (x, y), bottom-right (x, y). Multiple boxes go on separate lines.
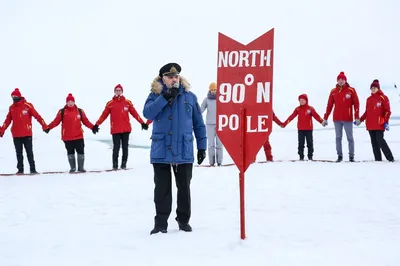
top-left (1, 124), bottom-right (399, 266)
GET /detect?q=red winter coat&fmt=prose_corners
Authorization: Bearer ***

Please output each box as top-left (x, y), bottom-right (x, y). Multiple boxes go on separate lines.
top-left (360, 90), bottom-right (391, 131)
top-left (263, 112), bottom-right (284, 161)
top-left (284, 95), bottom-right (323, 130)
top-left (1, 98), bottom-right (47, 138)
top-left (48, 105), bottom-right (94, 141)
top-left (96, 96), bottom-right (148, 134)
top-left (324, 83), bottom-right (360, 122)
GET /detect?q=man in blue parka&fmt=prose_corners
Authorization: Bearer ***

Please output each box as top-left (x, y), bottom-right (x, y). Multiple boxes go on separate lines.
top-left (143, 63), bottom-right (207, 235)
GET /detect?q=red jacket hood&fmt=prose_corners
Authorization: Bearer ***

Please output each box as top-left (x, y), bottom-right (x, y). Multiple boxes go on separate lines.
top-left (113, 95), bottom-right (125, 101)
top-left (298, 94), bottom-right (308, 105)
top-left (336, 82), bottom-right (350, 90)
top-left (12, 97), bottom-right (26, 106)
top-left (371, 90), bottom-right (384, 96)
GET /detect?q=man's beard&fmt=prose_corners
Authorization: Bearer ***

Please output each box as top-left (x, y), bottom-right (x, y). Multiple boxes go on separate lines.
top-left (167, 82), bottom-right (180, 89)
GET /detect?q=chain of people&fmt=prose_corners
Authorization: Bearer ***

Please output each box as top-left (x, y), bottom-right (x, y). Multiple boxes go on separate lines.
top-left (0, 68), bottom-right (395, 177)
top-left (0, 64), bottom-right (395, 234)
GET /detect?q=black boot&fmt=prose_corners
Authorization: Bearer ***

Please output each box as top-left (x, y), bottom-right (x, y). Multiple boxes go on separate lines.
top-left (30, 168), bottom-right (39, 174)
top-left (150, 227), bottom-right (168, 235)
top-left (121, 161), bottom-right (127, 169)
top-left (112, 157), bottom-right (118, 170)
top-left (77, 154), bottom-right (86, 172)
top-left (68, 154), bottom-right (76, 173)
top-left (349, 156), bottom-right (355, 162)
top-left (299, 155), bottom-right (304, 161)
top-left (336, 156), bottom-right (343, 162)
top-left (308, 155), bottom-right (313, 161)
top-left (16, 169), bottom-right (24, 175)
top-left (176, 217), bottom-right (192, 232)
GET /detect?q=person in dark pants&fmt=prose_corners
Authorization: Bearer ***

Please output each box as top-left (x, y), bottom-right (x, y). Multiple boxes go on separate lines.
top-left (0, 88), bottom-right (48, 174)
top-left (143, 63), bottom-right (207, 234)
top-left (45, 93), bottom-right (97, 172)
top-left (94, 84), bottom-right (151, 169)
top-left (111, 132), bottom-right (130, 168)
top-left (283, 94), bottom-right (325, 160)
top-left (356, 79), bottom-right (394, 162)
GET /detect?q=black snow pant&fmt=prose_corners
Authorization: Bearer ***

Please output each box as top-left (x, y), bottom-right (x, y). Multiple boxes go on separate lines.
top-left (112, 132), bottom-right (130, 168)
top-left (13, 136), bottom-right (35, 172)
top-left (153, 163), bottom-right (193, 229)
top-left (64, 139), bottom-right (85, 155)
top-left (298, 130), bottom-right (314, 159)
top-left (368, 130), bottom-right (394, 161)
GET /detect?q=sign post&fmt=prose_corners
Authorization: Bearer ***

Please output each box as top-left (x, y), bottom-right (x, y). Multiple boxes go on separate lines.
top-left (216, 29), bottom-right (274, 240)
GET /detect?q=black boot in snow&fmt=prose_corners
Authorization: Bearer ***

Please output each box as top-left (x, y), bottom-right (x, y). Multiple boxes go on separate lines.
top-left (16, 169), bottom-right (24, 175)
top-left (30, 169), bottom-right (39, 174)
top-left (176, 217), bottom-right (192, 232)
top-left (349, 156), bottom-right (355, 162)
top-left (121, 161), bottom-right (127, 169)
top-left (68, 154), bottom-right (76, 173)
top-left (336, 156), bottom-right (343, 162)
top-left (112, 158), bottom-right (118, 170)
top-left (77, 154), bottom-right (86, 172)
top-left (150, 227), bottom-right (168, 235)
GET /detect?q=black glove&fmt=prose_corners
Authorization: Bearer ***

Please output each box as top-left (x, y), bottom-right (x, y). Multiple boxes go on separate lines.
top-left (92, 124), bottom-right (99, 134)
top-left (197, 150), bottom-right (206, 165)
top-left (44, 128), bottom-right (50, 133)
top-left (141, 123), bottom-right (149, 130)
top-left (162, 87), bottom-right (179, 102)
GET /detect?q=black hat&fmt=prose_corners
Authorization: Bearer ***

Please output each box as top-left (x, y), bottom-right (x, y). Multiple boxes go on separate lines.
top-left (159, 63), bottom-right (181, 77)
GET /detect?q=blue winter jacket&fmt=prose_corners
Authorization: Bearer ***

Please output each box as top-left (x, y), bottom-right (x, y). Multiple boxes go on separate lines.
top-left (143, 76), bottom-right (207, 164)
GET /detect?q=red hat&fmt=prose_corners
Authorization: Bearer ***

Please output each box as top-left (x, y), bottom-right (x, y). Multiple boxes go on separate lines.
top-left (298, 94), bottom-right (308, 102)
top-left (370, 79), bottom-right (380, 89)
top-left (114, 84), bottom-right (123, 92)
top-left (337, 71), bottom-right (347, 81)
top-left (11, 88), bottom-right (22, 97)
top-left (66, 93), bottom-right (75, 102)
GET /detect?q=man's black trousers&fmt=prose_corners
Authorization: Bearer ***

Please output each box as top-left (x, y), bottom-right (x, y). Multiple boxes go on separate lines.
top-left (368, 130), bottom-right (394, 161)
top-left (298, 130), bottom-right (314, 158)
top-left (153, 163), bottom-right (193, 229)
top-left (63, 139), bottom-right (85, 155)
top-left (112, 132), bottom-right (130, 168)
top-left (13, 136), bottom-right (35, 171)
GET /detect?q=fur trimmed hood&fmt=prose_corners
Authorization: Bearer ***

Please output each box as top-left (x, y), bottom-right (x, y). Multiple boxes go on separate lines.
top-left (150, 76), bottom-right (191, 95)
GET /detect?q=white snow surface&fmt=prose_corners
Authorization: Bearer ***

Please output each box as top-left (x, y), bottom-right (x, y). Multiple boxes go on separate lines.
top-left (1, 0), bottom-right (400, 265)
top-left (1, 126), bottom-right (400, 266)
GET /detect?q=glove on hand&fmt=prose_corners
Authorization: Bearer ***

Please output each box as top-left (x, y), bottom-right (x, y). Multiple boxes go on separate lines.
top-left (141, 123), bottom-right (149, 130)
top-left (353, 119), bottom-right (361, 126)
top-left (197, 150), bottom-right (206, 165)
top-left (384, 123), bottom-right (389, 131)
top-left (92, 124), bottom-right (99, 134)
top-left (162, 87), bottom-right (179, 102)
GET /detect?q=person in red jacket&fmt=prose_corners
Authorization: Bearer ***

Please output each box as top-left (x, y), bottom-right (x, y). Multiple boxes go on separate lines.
top-left (263, 112), bottom-right (284, 161)
top-left (356, 79), bottom-right (394, 162)
top-left (0, 88), bottom-right (48, 174)
top-left (323, 71), bottom-right (360, 162)
top-left (283, 94), bottom-right (324, 160)
top-left (45, 93), bottom-right (97, 172)
top-left (94, 84), bottom-right (151, 169)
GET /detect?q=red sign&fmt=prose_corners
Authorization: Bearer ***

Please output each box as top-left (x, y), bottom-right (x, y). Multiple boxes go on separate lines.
top-left (216, 29), bottom-right (274, 173)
